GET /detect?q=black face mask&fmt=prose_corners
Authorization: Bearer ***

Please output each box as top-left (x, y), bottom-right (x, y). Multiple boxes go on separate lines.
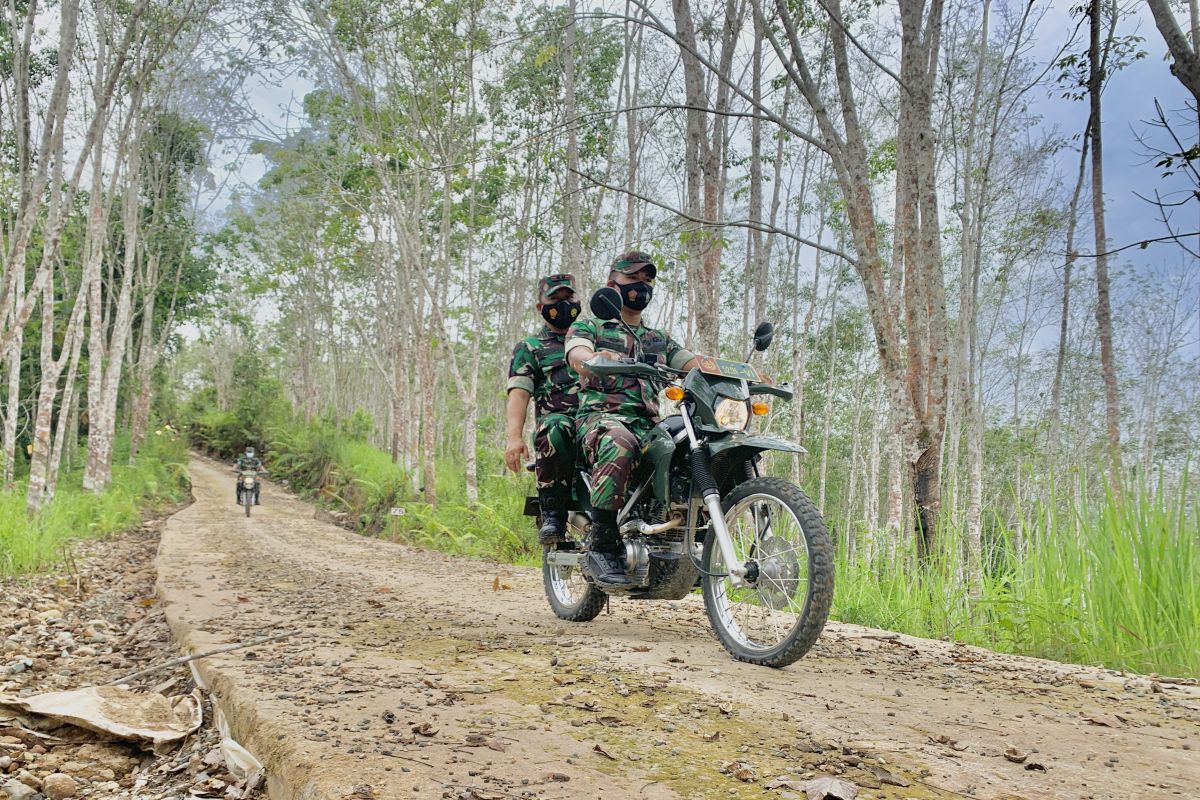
top-left (621, 281), bottom-right (653, 311)
top-left (541, 298), bottom-right (581, 328)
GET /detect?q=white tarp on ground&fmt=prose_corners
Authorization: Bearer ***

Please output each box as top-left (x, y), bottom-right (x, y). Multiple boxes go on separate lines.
top-left (0, 686), bottom-right (202, 748)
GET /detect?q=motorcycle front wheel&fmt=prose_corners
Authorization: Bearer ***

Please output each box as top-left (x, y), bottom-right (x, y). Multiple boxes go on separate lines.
top-left (701, 476), bottom-right (833, 667)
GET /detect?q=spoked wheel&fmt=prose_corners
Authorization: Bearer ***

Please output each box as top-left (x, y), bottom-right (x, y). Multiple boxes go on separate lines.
top-left (701, 476), bottom-right (833, 667)
top-left (543, 540), bottom-right (606, 622)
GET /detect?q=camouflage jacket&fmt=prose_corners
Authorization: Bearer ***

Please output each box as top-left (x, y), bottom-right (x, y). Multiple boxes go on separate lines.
top-left (236, 455), bottom-right (263, 471)
top-left (566, 318), bottom-right (694, 423)
top-left (507, 327), bottom-right (579, 419)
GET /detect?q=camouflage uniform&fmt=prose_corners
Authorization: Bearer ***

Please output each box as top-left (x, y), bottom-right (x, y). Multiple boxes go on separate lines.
top-left (507, 275), bottom-right (581, 499)
top-left (566, 319), bottom-right (693, 512)
top-left (234, 453), bottom-right (263, 503)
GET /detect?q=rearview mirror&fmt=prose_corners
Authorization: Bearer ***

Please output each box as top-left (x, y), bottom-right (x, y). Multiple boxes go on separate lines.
top-left (753, 321), bottom-right (775, 352)
top-left (591, 287), bottom-right (623, 321)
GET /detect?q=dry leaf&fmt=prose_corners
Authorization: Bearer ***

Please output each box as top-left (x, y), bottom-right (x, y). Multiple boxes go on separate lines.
top-left (410, 722), bottom-right (438, 737)
top-left (1024, 761), bottom-right (1047, 772)
top-left (1004, 747), bottom-right (1027, 764)
top-left (630, 645), bottom-right (651, 652)
top-left (703, 731), bottom-right (721, 742)
top-left (1084, 714), bottom-right (1123, 728)
top-left (867, 765), bottom-right (909, 788)
top-left (764, 776), bottom-right (803, 791)
top-left (545, 772), bottom-right (570, 782)
top-left (721, 760), bottom-right (756, 782)
top-left (491, 576), bottom-right (501, 592)
top-left (803, 776), bottom-right (859, 800)
top-left (592, 743), bottom-right (616, 760)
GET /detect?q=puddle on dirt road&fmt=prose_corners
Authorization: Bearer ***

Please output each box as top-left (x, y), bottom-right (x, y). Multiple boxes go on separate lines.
top-left (347, 618), bottom-right (955, 799)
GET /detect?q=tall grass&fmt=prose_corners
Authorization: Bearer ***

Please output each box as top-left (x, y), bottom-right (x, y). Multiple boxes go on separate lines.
top-left (0, 432), bottom-right (191, 575)
top-left (833, 474), bottom-right (1200, 678)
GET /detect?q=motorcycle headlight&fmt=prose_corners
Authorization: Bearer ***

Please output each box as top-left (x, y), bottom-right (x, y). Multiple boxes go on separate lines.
top-left (243, 477), bottom-right (255, 487)
top-left (714, 397), bottom-right (750, 431)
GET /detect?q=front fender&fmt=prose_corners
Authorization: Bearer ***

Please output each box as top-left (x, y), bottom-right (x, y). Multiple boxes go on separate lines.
top-left (707, 432), bottom-right (808, 457)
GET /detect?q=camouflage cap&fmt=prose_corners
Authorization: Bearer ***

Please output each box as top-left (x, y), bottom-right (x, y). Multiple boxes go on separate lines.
top-left (611, 251), bottom-right (658, 280)
top-left (537, 273), bottom-right (578, 302)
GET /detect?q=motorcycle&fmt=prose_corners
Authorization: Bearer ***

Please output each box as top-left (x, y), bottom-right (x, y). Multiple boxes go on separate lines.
top-left (236, 469), bottom-right (261, 517)
top-left (529, 287), bottom-right (834, 668)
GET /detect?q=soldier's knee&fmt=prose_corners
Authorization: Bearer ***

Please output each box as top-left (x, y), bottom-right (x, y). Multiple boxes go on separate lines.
top-left (603, 425), bottom-right (638, 454)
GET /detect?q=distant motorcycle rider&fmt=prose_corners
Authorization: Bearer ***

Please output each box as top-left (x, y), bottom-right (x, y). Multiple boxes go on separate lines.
top-left (234, 446), bottom-right (264, 505)
top-left (505, 274), bottom-right (583, 545)
top-left (566, 252), bottom-right (699, 585)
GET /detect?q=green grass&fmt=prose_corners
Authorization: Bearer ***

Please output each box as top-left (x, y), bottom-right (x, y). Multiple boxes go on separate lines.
top-left (0, 431), bottom-right (191, 575)
top-left (832, 474), bottom-right (1200, 678)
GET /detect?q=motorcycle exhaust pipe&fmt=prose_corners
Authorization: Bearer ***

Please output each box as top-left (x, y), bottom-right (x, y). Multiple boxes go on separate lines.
top-left (620, 515), bottom-right (684, 536)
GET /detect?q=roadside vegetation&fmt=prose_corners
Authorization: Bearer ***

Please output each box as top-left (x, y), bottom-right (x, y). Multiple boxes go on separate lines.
top-left (186, 375), bottom-right (1199, 678)
top-left (0, 432), bottom-right (190, 575)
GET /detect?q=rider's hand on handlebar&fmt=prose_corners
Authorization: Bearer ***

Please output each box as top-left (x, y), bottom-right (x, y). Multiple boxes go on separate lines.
top-left (504, 437), bottom-right (530, 474)
top-left (593, 349), bottom-right (626, 362)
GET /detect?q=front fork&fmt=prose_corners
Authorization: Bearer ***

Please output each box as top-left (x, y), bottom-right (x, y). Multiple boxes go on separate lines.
top-left (680, 406), bottom-right (746, 587)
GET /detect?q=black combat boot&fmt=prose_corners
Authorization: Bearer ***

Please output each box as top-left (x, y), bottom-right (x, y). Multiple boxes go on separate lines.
top-left (584, 520), bottom-right (630, 586)
top-left (537, 489), bottom-right (567, 545)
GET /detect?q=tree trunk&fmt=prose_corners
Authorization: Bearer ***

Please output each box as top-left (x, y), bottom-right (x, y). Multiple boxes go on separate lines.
top-left (1050, 139), bottom-right (1090, 446)
top-left (1089, 0), bottom-right (1123, 484)
top-left (561, 0), bottom-right (581, 279)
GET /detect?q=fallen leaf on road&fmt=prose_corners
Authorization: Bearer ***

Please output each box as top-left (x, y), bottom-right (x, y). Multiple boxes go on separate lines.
top-left (803, 776), bottom-right (858, 799)
top-left (718, 703), bottom-right (734, 715)
top-left (703, 731), bottom-right (720, 742)
top-left (720, 760), bottom-right (756, 782)
top-left (592, 743), bottom-right (616, 760)
top-left (410, 722), bottom-right (438, 737)
top-left (1024, 761), bottom-right (1047, 772)
top-left (1084, 714), bottom-right (1124, 728)
top-left (545, 772), bottom-right (570, 782)
top-left (1004, 747), bottom-right (1027, 763)
top-left (867, 765), bottom-right (909, 787)
top-left (764, 776), bottom-right (803, 791)
top-left (491, 576), bottom-right (500, 592)
top-left (630, 645), bottom-right (651, 652)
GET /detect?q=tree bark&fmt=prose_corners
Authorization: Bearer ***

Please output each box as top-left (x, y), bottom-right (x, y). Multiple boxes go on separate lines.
top-left (1089, 0), bottom-right (1123, 484)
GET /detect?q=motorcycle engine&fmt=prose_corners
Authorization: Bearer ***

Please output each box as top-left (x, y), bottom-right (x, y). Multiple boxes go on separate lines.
top-left (622, 539), bottom-right (650, 585)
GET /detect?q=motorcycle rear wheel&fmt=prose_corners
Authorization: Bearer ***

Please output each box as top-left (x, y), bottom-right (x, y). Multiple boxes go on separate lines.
top-left (701, 476), bottom-right (833, 667)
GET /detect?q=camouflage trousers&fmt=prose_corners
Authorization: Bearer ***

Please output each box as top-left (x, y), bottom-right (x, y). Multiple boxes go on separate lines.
top-left (534, 412), bottom-right (577, 494)
top-left (577, 413), bottom-right (653, 512)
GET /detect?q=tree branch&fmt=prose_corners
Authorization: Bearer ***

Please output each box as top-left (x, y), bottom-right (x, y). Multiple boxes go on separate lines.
top-left (572, 168), bottom-right (857, 265)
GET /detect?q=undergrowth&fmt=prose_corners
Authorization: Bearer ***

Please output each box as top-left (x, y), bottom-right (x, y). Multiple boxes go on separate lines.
top-left (0, 431), bottom-right (191, 575)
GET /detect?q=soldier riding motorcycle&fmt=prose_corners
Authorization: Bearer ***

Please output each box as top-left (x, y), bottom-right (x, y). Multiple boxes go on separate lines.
top-left (528, 254), bottom-right (833, 668)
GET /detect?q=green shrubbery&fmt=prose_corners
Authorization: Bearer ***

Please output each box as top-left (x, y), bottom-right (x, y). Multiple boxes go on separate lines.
top-left (0, 431), bottom-right (191, 575)
top-left (187, 398), bottom-right (542, 564)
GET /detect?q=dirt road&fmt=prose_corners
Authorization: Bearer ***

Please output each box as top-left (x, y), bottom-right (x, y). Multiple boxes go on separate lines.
top-left (156, 457), bottom-right (1199, 800)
